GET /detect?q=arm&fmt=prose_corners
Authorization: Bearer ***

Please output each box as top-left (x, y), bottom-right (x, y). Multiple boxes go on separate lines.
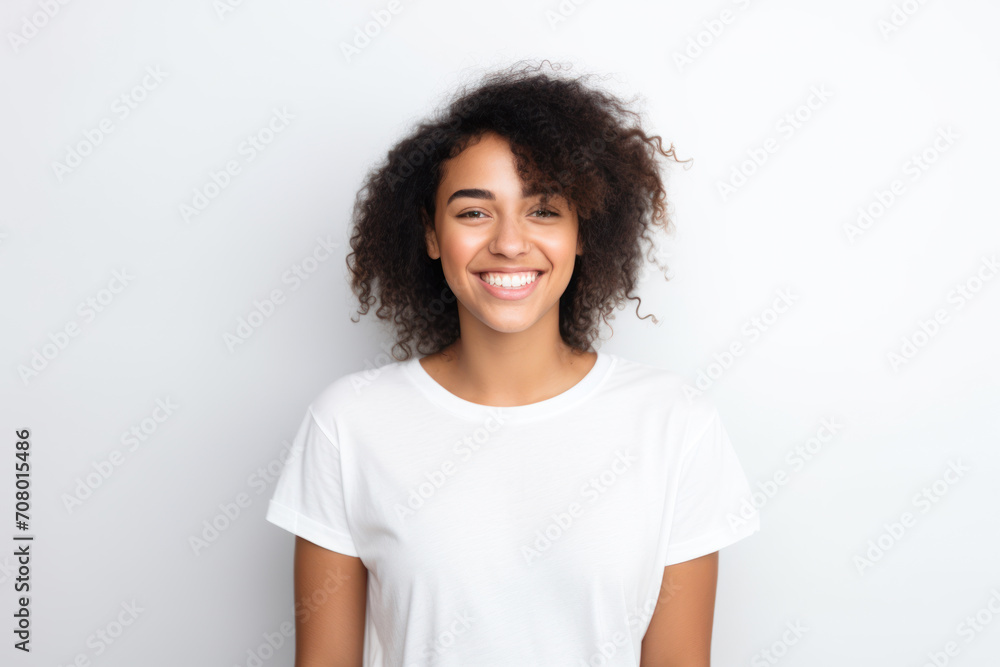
top-left (639, 551), bottom-right (719, 667)
top-left (293, 536), bottom-right (368, 667)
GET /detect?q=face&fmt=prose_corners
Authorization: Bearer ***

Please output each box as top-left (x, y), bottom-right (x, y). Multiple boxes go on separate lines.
top-left (424, 131), bottom-right (582, 337)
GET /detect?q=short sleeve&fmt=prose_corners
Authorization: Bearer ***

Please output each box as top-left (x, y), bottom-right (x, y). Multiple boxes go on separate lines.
top-left (663, 407), bottom-right (760, 566)
top-left (265, 406), bottom-right (359, 557)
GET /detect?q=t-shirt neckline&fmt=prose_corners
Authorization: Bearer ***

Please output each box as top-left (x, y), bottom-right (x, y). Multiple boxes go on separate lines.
top-left (404, 350), bottom-right (616, 421)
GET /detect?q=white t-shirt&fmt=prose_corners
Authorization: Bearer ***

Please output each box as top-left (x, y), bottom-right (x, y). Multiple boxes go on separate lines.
top-left (266, 350), bottom-right (760, 666)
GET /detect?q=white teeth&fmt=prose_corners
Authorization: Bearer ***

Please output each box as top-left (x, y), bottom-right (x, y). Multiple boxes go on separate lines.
top-left (481, 272), bottom-right (538, 288)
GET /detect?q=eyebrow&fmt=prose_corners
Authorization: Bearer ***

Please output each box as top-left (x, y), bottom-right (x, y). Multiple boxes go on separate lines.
top-left (446, 186), bottom-right (552, 206)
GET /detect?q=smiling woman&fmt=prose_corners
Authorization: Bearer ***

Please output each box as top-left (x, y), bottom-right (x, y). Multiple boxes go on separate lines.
top-left (264, 59), bottom-right (760, 666)
top-left (423, 131), bottom-right (584, 347)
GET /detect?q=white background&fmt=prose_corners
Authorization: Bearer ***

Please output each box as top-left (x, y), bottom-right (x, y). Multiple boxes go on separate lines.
top-left (2, 0), bottom-right (999, 665)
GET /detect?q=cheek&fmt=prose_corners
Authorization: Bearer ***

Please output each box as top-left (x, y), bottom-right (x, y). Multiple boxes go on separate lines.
top-left (436, 237), bottom-right (479, 285)
top-left (540, 237), bottom-right (579, 271)
top-left (438, 234), bottom-right (480, 267)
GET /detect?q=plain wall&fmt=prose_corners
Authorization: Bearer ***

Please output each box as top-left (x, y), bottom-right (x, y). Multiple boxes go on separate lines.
top-left (2, 0), bottom-right (999, 665)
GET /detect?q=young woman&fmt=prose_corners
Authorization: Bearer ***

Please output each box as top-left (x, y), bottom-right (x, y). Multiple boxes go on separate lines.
top-left (266, 60), bottom-right (760, 666)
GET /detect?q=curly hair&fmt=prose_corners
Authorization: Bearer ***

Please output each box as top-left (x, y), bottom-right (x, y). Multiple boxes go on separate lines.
top-left (345, 59), bottom-right (689, 361)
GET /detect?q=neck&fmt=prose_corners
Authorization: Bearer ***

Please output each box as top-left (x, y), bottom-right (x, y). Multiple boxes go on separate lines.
top-left (433, 306), bottom-right (593, 407)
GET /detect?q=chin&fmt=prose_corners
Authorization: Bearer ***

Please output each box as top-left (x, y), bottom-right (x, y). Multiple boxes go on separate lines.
top-left (476, 314), bottom-right (540, 335)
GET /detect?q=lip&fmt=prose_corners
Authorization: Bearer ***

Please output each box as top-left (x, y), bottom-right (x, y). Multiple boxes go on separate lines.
top-left (475, 270), bottom-right (543, 301)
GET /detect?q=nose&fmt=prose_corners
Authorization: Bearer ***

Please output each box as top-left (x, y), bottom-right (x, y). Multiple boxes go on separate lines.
top-left (488, 213), bottom-right (531, 256)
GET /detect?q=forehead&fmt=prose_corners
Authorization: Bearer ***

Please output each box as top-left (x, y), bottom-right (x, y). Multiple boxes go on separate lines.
top-left (439, 132), bottom-right (515, 177)
top-left (437, 133), bottom-right (570, 206)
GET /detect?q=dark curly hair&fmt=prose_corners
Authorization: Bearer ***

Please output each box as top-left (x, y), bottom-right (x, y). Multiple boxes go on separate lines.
top-left (345, 59), bottom-right (689, 361)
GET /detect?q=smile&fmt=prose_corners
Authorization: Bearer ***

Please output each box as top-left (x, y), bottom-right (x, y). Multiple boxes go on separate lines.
top-left (480, 271), bottom-right (539, 287)
top-left (476, 271), bottom-right (543, 300)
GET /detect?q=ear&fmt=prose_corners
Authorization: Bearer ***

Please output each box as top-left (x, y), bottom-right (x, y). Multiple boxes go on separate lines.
top-left (422, 207), bottom-right (440, 259)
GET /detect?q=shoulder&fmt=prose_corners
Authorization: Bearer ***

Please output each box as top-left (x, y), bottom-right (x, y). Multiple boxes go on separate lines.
top-left (604, 353), bottom-right (695, 405)
top-left (306, 356), bottom-right (415, 431)
top-left (606, 353), bottom-right (721, 433)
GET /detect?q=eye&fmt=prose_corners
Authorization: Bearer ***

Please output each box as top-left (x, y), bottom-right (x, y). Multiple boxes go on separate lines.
top-left (456, 208), bottom-right (558, 219)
